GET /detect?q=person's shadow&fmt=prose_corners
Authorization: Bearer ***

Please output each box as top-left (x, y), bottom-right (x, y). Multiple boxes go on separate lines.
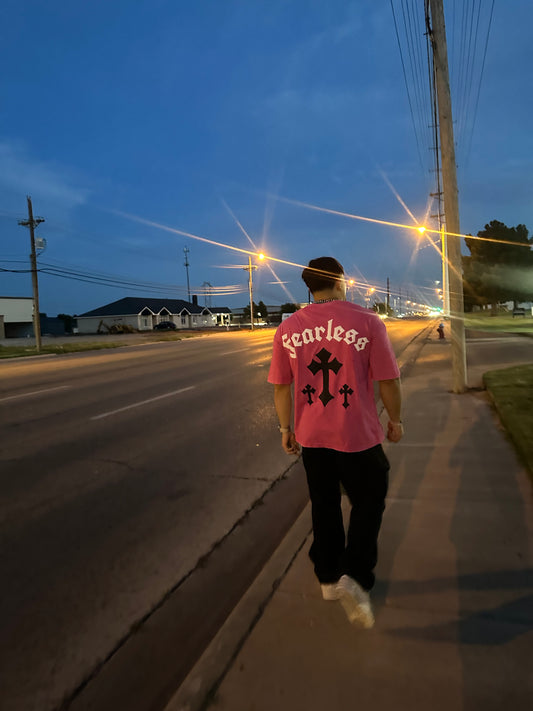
top-left (373, 386), bottom-right (533, 709)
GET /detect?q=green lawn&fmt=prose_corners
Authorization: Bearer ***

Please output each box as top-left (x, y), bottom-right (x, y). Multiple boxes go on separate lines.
top-left (465, 312), bottom-right (533, 335)
top-left (483, 364), bottom-right (533, 481)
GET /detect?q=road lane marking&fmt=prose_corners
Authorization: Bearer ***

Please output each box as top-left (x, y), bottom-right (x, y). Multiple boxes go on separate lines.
top-left (91, 386), bottom-right (196, 420)
top-left (0, 385), bottom-right (71, 403)
top-left (220, 348), bottom-right (252, 355)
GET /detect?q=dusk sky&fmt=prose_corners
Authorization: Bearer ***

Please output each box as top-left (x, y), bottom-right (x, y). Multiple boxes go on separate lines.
top-left (1, 1), bottom-right (531, 316)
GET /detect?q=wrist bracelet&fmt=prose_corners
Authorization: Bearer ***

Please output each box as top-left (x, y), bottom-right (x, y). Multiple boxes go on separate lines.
top-left (390, 420), bottom-right (403, 425)
top-left (279, 425), bottom-right (291, 434)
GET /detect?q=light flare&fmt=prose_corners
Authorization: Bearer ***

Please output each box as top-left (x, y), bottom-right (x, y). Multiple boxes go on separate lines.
top-left (378, 168), bottom-right (419, 225)
top-left (220, 198), bottom-right (297, 303)
top-left (269, 194), bottom-right (532, 248)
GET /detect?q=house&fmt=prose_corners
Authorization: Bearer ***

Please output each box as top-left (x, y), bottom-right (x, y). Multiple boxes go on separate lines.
top-left (76, 296), bottom-right (232, 333)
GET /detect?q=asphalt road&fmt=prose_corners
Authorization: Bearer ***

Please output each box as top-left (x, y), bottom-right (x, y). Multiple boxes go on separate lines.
top-left (0, 320), bottom-right (428, 711)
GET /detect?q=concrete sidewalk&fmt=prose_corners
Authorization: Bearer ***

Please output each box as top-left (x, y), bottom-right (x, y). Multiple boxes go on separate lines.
top-left (168, 333), bottom-right (533, 711)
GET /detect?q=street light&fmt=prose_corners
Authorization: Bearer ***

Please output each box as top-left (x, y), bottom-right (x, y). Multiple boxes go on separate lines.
top-left (347, 278), bottom-right (355, 303)
top-left (243, 253), bottom-right (266, 331)
top-left (364, 287), bottom-right (376, 309)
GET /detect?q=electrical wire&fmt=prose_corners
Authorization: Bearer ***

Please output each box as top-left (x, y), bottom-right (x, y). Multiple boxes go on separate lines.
top-left (448, 0), bottom-right (496, 166)
top-left (463, 0), bottom-right (495, 167)
top-left (390, 0), bottom-right (426, 174)
top-left (1, 258), bottom-right (247, 298)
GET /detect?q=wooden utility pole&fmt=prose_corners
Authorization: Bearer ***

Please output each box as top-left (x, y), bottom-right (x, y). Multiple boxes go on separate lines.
top-left (183, 246), bottom-right (191, 302)
top-left (244, 256), bottom-right (256, 330)
top-left (429, 0), bottom-right (467, 392)
top-left (18, 196), bottom-right (44, 352)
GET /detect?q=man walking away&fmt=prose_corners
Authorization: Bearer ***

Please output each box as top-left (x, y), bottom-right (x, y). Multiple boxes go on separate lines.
top-left (268, 257), bottom-right (403, 628)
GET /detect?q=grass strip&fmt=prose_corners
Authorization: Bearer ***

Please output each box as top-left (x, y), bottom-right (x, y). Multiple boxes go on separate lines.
top-left (465, 313), bottom-right (533, 335)
top-left (140, 334), bottom-right (191, 342)
top-left (483, 364), bottom-right (533, 481)
top-left (0, 333), bottom-right (198, 358)
top-left (0, 342), bottom-right (127, 358)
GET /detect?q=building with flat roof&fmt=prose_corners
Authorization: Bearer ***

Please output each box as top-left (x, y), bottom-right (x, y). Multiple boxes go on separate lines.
top-left (0, 296), bottom-right (34, 338)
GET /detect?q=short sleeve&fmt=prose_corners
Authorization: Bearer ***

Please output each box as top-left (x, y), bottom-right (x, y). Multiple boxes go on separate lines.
top-left (267, 327), bottom-right (294, 384)
top-left (368, 317), bottom-right (401, 381)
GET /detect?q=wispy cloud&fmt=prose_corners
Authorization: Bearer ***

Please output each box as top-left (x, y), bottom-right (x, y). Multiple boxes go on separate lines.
top-left (0, 140), bottom-right (90, 208)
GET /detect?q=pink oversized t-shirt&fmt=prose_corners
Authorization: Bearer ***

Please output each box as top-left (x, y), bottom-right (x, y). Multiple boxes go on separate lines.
top-left (268, 301), bottom-right (400, 453)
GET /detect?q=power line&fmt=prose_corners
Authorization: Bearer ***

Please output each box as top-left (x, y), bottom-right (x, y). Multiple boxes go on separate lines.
top-left (448, 0), bottom-right (495, 166)
top-left (390, 0), bottom-right (426, 174)
top-left (463, 0), bottom-right (495, 167)
top-left (1, 256), bottom-right (247, 297)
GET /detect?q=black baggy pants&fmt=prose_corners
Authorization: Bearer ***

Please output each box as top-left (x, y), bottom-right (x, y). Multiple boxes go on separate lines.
top-left (301, 444), bottom-right (390, 591)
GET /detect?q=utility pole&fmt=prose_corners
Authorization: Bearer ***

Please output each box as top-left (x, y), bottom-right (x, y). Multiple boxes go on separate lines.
top-left (243, 256), bottom-right (257, 330)
top-left (183, 247), bottom-right (191, 303)
top-left (202, 281), bottom-right (213, 308)
top-left (18, 196), bottom-right (44, 352)
top-left (428, 0), bottom-right (467, 393)
top-left (429, 46), bottom-right (449, 319)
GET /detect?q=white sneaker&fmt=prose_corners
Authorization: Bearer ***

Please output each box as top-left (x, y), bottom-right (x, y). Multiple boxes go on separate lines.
top-left (336, 575), bottom-right (375, 628)
top-left (321, 582), bottom-right (341, 600)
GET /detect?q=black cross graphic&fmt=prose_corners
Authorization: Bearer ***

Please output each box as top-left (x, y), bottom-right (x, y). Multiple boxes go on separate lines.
top-left (307, 348), bottom-right (342, 406)
top-left (302, 384), bottom-right (316, 405)
top-left (339, 384), bottom-right (353, 409)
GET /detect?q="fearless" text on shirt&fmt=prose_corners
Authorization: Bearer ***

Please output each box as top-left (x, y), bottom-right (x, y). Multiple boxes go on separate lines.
top-left (282, 318), bottom-right (369, 359)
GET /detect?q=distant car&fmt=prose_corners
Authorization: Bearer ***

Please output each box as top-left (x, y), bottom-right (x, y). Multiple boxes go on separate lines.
top-left (154, 321), bottom-right (177, 330)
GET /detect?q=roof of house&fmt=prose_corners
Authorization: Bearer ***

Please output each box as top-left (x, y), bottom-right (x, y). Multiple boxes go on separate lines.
top-left (78, 297), bottom-right (209, 318)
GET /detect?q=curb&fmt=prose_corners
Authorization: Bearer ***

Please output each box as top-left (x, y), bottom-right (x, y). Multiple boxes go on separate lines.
top-left (163, 504), bottom-right (312, 711)
top-left (396, 320), bottom-right (436, 377)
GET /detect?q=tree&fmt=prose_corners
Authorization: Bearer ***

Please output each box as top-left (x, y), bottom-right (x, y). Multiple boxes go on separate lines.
top-left (372, 302), bottom-right (394, 316)
top-left (242, 301), bottom-right (259, 321)
top-left (57, 313), bottom-right (75, 333)
top-left (257, 301), bottom-right (268, 321)
top-left (280, 302), bottom-right (300, 314)
top-left (463, 221), bottom-right (533, 311)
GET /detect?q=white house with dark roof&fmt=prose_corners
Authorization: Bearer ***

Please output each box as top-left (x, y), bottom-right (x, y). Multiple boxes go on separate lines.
top-left (76, 296), bottom-right (232, 333)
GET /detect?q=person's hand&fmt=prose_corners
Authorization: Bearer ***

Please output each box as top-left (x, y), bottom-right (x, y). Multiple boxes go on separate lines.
top-left (281, 431), bottom-right (300, 455)
top-left (387, 420), bottom-right (404, 443)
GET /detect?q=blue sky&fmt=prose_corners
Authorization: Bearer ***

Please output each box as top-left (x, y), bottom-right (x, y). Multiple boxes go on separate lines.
top-left (1, 0), bottom-right (531, 316)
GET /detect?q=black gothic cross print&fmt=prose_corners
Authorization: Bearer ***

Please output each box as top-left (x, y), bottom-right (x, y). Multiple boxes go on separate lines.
top-left (307, 348), bottom-right (342, 406)
top-left (339, 384), bottom-right (353, 408)
top-left (302, 383), bottom-right (316, 404)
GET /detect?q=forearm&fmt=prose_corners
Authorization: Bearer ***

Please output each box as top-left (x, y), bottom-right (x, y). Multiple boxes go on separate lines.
top-left (273, 384), bottom-right (300, 455)
top-left (379, 378), bottom-right (402, 422)
top-left (273, 383), bottom-right (293, 427)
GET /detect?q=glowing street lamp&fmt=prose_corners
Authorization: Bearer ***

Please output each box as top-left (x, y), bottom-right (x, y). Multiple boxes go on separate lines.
top-left (364, 286), bottom-right (375, 307)
top-left (243, 253), bottom-right (266, 330)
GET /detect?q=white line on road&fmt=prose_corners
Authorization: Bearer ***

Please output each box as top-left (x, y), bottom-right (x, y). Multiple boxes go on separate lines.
top-left (0, 385), bottom-right (71, 403)
top-left (91, 386), bottom-right (196, 420)
top-left (220, 348), bottom-right (252, 356)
